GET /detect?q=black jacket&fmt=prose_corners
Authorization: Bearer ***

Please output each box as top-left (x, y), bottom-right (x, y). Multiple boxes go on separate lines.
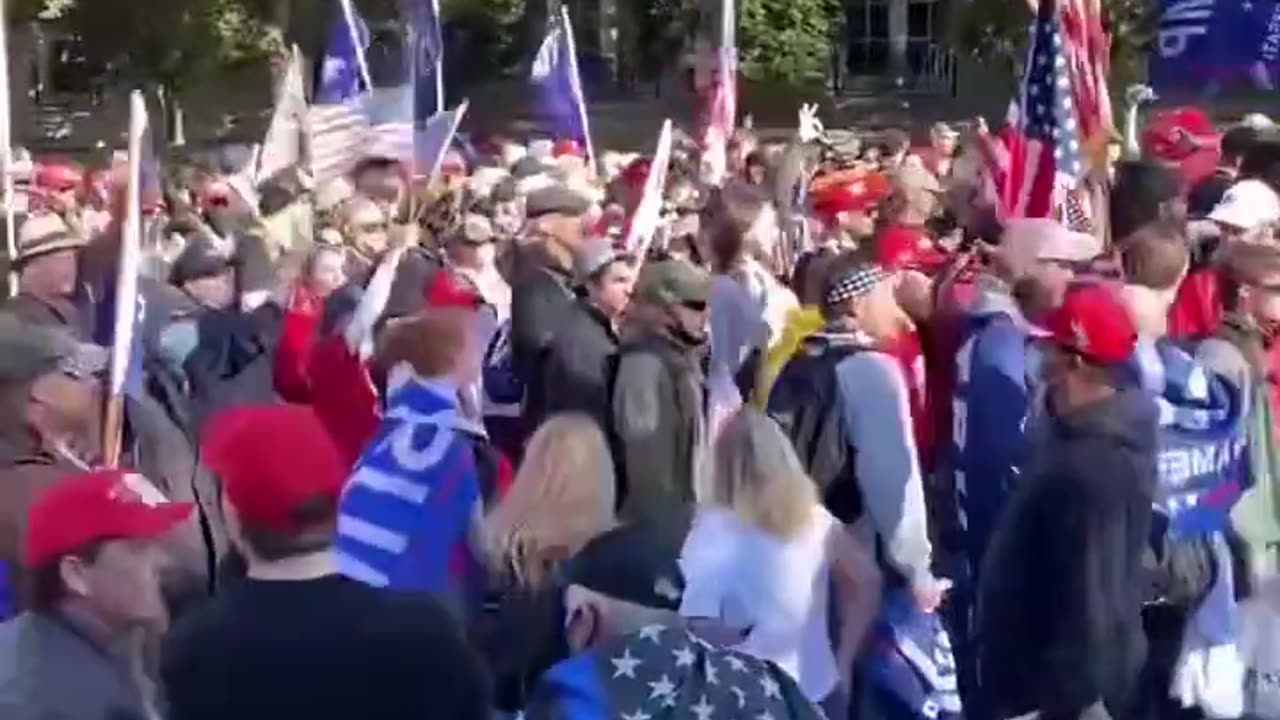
top-left (977, 387), bottom-right (1157, 720)
top-left (611, 331), bottom-right (706, 539)
top-left (512, 265), bottom-right (578, 431)
top-left (541, 300), bottom-right (619, 431)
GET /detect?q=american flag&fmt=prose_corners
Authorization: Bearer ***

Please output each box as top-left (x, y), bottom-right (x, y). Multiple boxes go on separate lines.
top-left (1061, 0), bottom-right (1113, 170)
top-left (1001, 0), bottom-right (1084, 219)
top-left (1060, 186), bottom-right (1094, 233)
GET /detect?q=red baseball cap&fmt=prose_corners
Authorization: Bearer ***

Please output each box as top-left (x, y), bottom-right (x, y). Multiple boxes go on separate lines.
top-left (1141, 106), bottom-right (1221, 189)
top-left (1045, 284), bottom-right (1137, 365)
top-left (201, 404), bottom-right (349, 532)
top-left (812, 174), bottom-right (888, 219)
top-left (23, 470), bottom-right (193, 568)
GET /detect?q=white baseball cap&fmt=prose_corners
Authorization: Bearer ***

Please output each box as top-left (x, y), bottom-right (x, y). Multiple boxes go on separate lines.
top-left (1209, 179), bottom-right (1280, 231)
top-left (999, 218), bottom-right (1103, 274)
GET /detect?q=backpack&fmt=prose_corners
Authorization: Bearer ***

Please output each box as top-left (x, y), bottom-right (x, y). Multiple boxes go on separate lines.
top-left (765, 341), bottom-right (863, 522)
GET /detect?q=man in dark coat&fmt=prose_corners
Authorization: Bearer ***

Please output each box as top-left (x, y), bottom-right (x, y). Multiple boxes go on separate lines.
top-left (510, 184), bottom-right (594, 436)
top-left (977, 284), bottom-right (1158, 720)
top-left (541, 237), bottom-right (635, 431)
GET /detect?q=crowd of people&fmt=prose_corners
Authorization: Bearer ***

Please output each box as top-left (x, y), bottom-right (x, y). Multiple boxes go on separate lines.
top-left (4, 101), bottom-right (1280, 720)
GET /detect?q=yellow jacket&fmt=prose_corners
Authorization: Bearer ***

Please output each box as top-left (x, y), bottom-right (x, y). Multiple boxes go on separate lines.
top-left (752, 305), bottom-right (825, 406)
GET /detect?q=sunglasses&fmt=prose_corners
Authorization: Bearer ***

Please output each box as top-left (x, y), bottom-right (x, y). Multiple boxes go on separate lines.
top-left (681, 299), bottom-right (708, 312)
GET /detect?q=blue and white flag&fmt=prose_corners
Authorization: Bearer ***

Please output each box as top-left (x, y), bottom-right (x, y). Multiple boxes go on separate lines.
top-left (1131, 337), bottom-right (1249, 537)
top-left (102, 91), bottom-right (154, 402)
top-left (316, 0), bottom-right (370, 103)
top-left (530, 7), bottom-right (594, 166)
top-left (414, 100), bottom-right (468, 179)
top-left (399, 0), bottom-right (444, 122)
top-left (1150, 0), bottom-right (1280, 92)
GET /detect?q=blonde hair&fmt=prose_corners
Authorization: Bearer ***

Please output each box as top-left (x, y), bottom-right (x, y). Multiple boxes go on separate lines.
top-left (711, 408), bottom-right (818, 539)
top-left (485, 414), bottom-right (617, 589)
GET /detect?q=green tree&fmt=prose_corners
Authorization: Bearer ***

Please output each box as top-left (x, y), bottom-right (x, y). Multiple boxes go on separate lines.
top-left (738, 0), bottom-right (840, 84)
top-left (950, 0), bottom-right (1154, 92)
top-left (17, 0), bottom-right (279, 142)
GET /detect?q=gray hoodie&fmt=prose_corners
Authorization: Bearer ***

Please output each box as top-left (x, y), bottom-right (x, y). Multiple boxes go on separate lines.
top-left (804, 330), bottom-right (934, 586)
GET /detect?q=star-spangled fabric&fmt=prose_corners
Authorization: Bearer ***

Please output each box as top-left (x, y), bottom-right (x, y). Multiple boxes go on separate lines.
top-left (521, 622), bottom-right (824, 720)
top-left (1003, 0), bottom-right (1084, 219)
top-left (862, 590), bottom-right (963, 720)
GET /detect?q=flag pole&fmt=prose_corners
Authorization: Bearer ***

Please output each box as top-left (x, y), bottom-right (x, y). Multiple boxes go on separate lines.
top-left (432, 0), bottom-right (445, 112)
top-left (559, 7), bottom-right (596, 175)
top-left (102, 91), bottom-right (146, 468)
top-left (0, 2), bottom-right (17, 297)
top-left (339, 0), bottom-right (373, 92)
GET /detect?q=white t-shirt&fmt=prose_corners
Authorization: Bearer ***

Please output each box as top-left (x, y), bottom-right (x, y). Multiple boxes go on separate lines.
top-left (678, 503), bottom-right (839, 702)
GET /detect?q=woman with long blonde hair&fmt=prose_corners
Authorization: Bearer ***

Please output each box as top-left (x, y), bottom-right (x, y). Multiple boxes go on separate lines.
top-left (679, 407), bottom-right (881, 714)
top-left (485, 413), bottom-right (617, 590)
top-left (474, 413), bottom-right (618, 712)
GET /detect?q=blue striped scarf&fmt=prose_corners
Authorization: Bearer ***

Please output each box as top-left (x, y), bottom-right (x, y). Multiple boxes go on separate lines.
top-left (335, 373), bottom-right (481, 593)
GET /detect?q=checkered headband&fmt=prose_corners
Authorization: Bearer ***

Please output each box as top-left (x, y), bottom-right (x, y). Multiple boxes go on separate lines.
top-left (825, 265), bottom-right (890, 307)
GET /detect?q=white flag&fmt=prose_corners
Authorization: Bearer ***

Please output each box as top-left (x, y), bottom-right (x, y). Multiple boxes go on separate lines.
top-left (0, 0), bottom-right (16, 285)
top-left (257, 46), bottom-right (308, 185)
top-left (109, 92), bottom-right (148, 398)
top-left (624, 120), bottom-right (674, 261)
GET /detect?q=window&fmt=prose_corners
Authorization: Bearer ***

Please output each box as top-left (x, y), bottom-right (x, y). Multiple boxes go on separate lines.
top-left (47, 35), bottom-right (98, 95)
top-left (908, 0), bottom-right (936, 39)
top-left (846, 0), bottom-right (890, 75)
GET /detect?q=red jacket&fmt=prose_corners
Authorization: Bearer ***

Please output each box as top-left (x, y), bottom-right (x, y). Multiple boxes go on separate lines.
top-left (272, 288), bottom-right (380, 467)
top-left (1168, 268), bottom-right (1222, 340)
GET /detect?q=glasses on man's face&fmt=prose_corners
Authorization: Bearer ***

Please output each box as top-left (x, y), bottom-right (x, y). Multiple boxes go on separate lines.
top-left (681, 299), bottom-right (708, 312)
top-left (354, 221), bottom-right (388, 234)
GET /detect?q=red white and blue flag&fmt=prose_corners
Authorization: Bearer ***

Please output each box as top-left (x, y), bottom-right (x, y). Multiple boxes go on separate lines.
top-left (309, 0), bottom-right (414, 184)
top-left (1001, 0), bottom-right (1086, 219)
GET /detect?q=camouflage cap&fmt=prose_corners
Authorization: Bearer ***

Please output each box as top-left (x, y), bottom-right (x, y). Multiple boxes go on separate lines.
top-left (633, 258), bottom-right (712, 307)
